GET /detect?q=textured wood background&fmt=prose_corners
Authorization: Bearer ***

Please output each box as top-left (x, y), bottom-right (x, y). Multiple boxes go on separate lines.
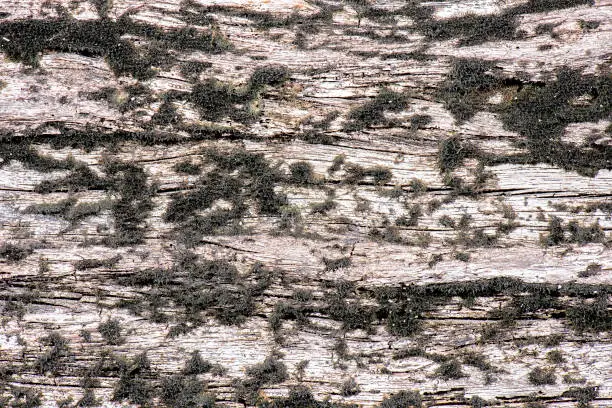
top-left (0, 0), bottom-right (610, 407)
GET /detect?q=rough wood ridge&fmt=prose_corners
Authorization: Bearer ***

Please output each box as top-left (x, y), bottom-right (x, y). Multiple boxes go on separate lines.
top-left (0, 0), bottom-right (610, 407)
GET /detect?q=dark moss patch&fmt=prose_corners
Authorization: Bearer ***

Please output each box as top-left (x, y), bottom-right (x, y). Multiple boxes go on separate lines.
top-left (379, 390), bottom-right (422, 408)
top-left (517, 0), bottom-right (593, 14)
top-left (578, 263), bottom-right (601, 278)
top-left (190, 65), bottom-right (289, 122)
top-left (35, 164), bottom-right (108, 194)
top-left (546, 349), bottom-right (565, 364)
top-left (493, 67), bottom-right (612, 176)
top-left (435, 359), bottom-right (466, 380)
top-left (98, 318), bottom-right (125, 345)
top-left (419, 12), bottom-right (519, 46)
top-left (235, 355), bottom-right (288, 405)
top-left (462, 351), bottom-right (493, 371)
top-left (541, 217), bottom-right (605, 246)
top-left (340, 377), bottom-right (360, 397)
top-left (113, 258), bottom-right (273, 335)
top-left (0, 16), bottom-right (231, 78)
top-left (289, 161), bottom-right (317, 185)
top-left (0, 243), bottom-right (33, 263)
top-left (258, 385), bottom-right (357, 408)
top-left (160, 374), bottom-right (217, 408)
top-left (343, 163), bottom-right (393, 185)
top-left (151, 101), bottom-right (182, 125)
top-left (0, 140), bottom-right (78, 172)
top-left (343, 88), bottom-right (408, 131)
top-left (323, 257), bottom-right (351, 271)
top-left (528, 367), bottom-right (557, 385)
top-left (173, 159), bottom-right (202, 175)
top-left (111, 352), bottom-right (154, 406)
top-left (437, 136), bottom-right (479, 173)
top-left (323, 282), bottom-right (376, 333)
top-left (74, 255), bottom-right (121, 270)
top-left (4, 387), bottom-right (43, 408)
top-left (579, 20), bottom-right (600, 30)
top-left (566, 296), bottom-right (611, 333)
top-left (102, 161), bottom-right (157, 246)
top-left (164, 147), bottom-right (286, 244)
top-left (180, 60), bottom-right (212, 81)
top-left (561, 386), bottom-right (598, 408)
top-left (436, 59), bottom-right (500, 123)
top-left (35, 332), bottom-right (71, 376)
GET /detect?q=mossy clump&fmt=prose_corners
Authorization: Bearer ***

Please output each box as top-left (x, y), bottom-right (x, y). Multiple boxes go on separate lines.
top-left (528, 367), bottom-right (557, 385)
top-left (173, 160), bottom-right (202, 175)
top-left (112, 352), bottom-right (154, 406)
top-left (35, 332), bottom-right (71, 376)
top-left (376, 288), bottom-right (428, 337)
top-left (437, 136), bottom-right (478, 173)
top-left (340, 377), bottom-right (360, 397)
top-left (379, 390), bottom-right (422, 408)
top-left (435, 359), bottom-right (466, 380)
top-left (190, 65), bottom-right (289, 122)
top-left (235, 356), bottom-right (288, 405)
top-left (561, 386), bottom-right (598, 408)
top-left (164, 147), bottom-right (286, 244)
top-left (0, 243), bottom-right (33, 263)
top-left (35, 164), bottom-right (108, 194)
top-left (461, 351), bottom-right (493, 371)
top-left (546, 350), bottom-right (565, 364)
top-left (160, 374), bottom-right (217, 408)
top-left (541, 217), bottom-right (605, 246)
top-left (343, 88), bottom-right (408, 131)
top-left (98, 318), bottom-right (125, 345)
top-left (566, 296), bottom-right (611, 333)
top-left (151, 101), bottom-right (182, 126)
top-left (289, 161), bottom-right (317, 185)
top-left (324, 282), bottom-right (376, 332)
top-left (116, 258), bottom-right (273, 335)
top-left (496, 67), bottom-right (612, 176)
top-left (249, 65), bottom-right (290, 89)
top-left (0, 141), bottom-right (75, 172)
top-left (436, 59), bottom-right (499, 123)
top-left (74, 255), bottom-right (121, 270)
top-left (4, 387), bottom-right (43, 408)
top-left (0, 16), bottom-right (230, 78)
top-left (258, 385), bottom-right (357, 408)
top-left (103, 161), bottom-right (157, 246)
top-left (419, 12), bottom-right (519, 46)
top-left (182, 351), bottom-right (212, 375)
top-left (323, 257), bottom-right (351, 271)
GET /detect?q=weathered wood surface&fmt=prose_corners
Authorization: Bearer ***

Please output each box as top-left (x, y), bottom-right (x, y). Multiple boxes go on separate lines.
top-left (0, 0), bottom-right (610, 407)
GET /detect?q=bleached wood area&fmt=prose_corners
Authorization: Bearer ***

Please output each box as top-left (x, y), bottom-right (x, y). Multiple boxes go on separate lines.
top-left (0, 0), bottom-right (610, 407)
